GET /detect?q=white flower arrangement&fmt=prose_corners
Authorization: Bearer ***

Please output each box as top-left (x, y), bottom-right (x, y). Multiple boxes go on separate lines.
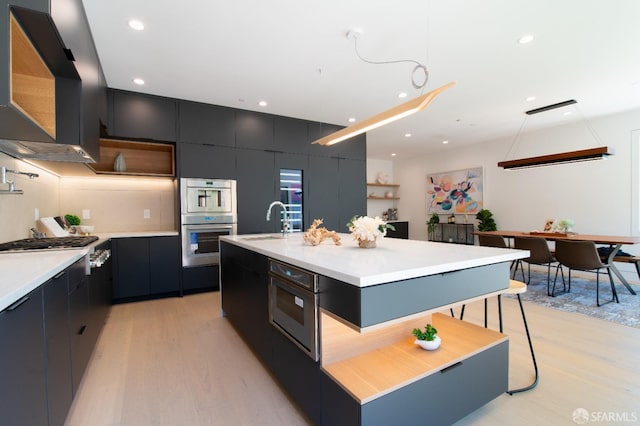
top-left (557, 218), bottom-right (575, 233)
top-left (347, 215), bottom-right (395, 242)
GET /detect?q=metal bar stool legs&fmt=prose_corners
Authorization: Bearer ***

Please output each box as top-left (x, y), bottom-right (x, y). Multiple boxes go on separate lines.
top-left (497, 280), bottom-right (539, 394)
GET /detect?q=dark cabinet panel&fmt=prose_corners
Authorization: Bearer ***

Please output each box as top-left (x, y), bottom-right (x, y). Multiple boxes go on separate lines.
top-left (235, 110), bottom-right (274, 150)
top-left (68, 259), bottom-right (91, 394)
top-left (274, 116), bottom-right (309, 154)
top-left (109, 89), bottom-right (177, 141)
top-left (338, 158), bottom-right (367, 231)
top-left (149, 236), bottom-right (182, 295)
top-left (88, 241), bottom-right (112, 349)
top-left (0, 287), bottom-right (48, 426)
top-left (178, 101), bottom-right (235, 146)
top-left (308, 121), bottom-right (342, 158)
top-left (337, 133), bottom-right (366, 160)
top-left (113, 237), bottom-right (150, 299)
top-left (182, 265), bottom-right (219, 292)
top-left (43, 270), bottom-right (73, 426)
top-left (179, 143), bottom-right (236, 179)
top-left (306, 155), bottom-right (341, 232)
top-left (386, 221), bottom-right (409, 239)
top-left (113, 237), bottom-right (181, 300)
top-left (236, 149), bottom-right (277, 234)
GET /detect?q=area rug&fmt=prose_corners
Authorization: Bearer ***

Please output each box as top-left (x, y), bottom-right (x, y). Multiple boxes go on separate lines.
top-left (509, 270), bottom-right (640, 329)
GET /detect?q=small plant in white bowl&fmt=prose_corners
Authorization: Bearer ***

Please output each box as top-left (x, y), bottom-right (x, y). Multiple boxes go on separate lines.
top-left (412, 323), bottom-right (441, 351)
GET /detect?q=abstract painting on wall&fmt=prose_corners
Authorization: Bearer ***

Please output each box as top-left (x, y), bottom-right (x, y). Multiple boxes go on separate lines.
top-left (426, 167), bottom-right (484, 214)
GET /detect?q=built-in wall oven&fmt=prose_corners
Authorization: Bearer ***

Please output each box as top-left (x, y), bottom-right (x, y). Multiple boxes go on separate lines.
top-left (180, 178), bottom-right (237, 267)
top-left (268, 259), bottom-right (319, 361)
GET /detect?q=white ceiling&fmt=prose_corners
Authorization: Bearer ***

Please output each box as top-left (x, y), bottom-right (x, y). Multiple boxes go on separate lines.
top-left (81, 0), bottom-right (640, 160)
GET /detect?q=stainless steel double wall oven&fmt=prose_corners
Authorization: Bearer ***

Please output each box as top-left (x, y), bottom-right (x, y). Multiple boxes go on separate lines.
top-left (180, 178), bottom-right (237, 267)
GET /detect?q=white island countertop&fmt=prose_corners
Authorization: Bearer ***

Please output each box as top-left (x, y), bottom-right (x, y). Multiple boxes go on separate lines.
top-left (221, 233), bottom-right (528, 287)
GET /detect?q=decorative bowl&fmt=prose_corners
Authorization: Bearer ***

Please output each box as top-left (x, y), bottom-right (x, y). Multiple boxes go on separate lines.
top-left (414, 335), bottom-right (441, 351)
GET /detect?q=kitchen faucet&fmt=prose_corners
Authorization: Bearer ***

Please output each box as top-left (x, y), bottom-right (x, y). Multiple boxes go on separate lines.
top-left (266, 201), bottom-right (290, 237)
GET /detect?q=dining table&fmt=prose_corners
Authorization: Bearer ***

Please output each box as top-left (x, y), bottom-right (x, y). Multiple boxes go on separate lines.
top-left (473, 230), bottom-right (640, 295)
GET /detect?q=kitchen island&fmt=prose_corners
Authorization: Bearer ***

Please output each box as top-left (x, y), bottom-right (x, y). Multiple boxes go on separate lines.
top-left (220, 233), bottom-right (527, 425)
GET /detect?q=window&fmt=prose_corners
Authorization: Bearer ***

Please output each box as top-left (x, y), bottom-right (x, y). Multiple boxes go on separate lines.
top-left (280, 169), bottom-right (303, 232)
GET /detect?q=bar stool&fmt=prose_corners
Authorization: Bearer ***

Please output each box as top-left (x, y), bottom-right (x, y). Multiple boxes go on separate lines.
top-left (458, 280), bottom-right (538, 394)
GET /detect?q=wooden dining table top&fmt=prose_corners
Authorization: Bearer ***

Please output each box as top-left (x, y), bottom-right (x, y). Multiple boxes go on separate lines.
top-left (473, 230), bottom-right (640, 246)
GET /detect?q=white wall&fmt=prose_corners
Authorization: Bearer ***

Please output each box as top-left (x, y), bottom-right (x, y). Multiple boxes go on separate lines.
top-left (366, 158), bottom-right (396, 218)
top-left (391, 107), bottom-right (640, 279)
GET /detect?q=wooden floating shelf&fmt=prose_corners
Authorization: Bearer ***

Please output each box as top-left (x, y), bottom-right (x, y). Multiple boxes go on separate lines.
top-left (88, 138), bottom-right (175, 177)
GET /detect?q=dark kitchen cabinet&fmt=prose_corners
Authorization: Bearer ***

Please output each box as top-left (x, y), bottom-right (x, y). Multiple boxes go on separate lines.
top-left (386, 221), bottom-right (409, 239)
top-left (307, 155), bottom-right (340, 232)
top-left (0, 286), bottom-right (48, 426)
top-left (274, 116), bottom-right (309, 155)
top-left (108, 89), bottom-right (177, 141)
top-left (236, 149), bottom-right (277, 234)
top-left (88, 240), bottom-right (112, 344)
top-left (308, 121), bottom-right (342, 158)
top-left (338, 158), bottom-right (367, 230)
top-left (179, 143), bottom-right (236, 179)
top-left (43, 269), bottom-right (73, 426)
top-left (178, 100), bottom-right (235, 146)
top-left (0, 4), bottom-right (82, 148)
top-left (182, 265), bottom-right (219, 293)
top-left (112, 236), bottom-right (181, 301)
top-left (220, 242), bottom-right (271, 362)
top-left (235, 110), bottom-right (275, 150)
top-left (67, 258), bottom-right (92, 394)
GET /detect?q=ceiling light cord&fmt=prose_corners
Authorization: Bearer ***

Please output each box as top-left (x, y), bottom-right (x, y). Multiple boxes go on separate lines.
top-left (352, 34), bottom-right (429, 90)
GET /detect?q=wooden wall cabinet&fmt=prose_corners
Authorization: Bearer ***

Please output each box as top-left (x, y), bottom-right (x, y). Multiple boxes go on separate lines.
top-left (88, 138), bottom-right (175, 177)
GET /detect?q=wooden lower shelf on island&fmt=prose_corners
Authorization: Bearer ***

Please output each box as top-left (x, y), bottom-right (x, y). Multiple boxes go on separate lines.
top-left (320, 312), bottom-right (509, 425)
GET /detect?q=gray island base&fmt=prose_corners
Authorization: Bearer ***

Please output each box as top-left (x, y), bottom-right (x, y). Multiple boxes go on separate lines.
top-left (219, 234), bottom-right (527, 425)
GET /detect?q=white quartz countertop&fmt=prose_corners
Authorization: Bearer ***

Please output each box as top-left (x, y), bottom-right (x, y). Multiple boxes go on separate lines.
top-left (0, 230), bottom-right (178, 312)
top-left (221, 233), bottom-right (528, 287)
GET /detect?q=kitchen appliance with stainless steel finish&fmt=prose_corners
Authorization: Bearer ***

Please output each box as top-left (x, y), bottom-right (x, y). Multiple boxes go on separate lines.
top-left (0, 236), bottom-right (98, 252)
top-left (180, 178), bottom-right (237, 267)
top-left (268, 259), bottom-right (319, 361)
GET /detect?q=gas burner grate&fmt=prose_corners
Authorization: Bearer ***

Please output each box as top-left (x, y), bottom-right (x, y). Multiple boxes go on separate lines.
top-left (0, 236), bottom-right (98, 252)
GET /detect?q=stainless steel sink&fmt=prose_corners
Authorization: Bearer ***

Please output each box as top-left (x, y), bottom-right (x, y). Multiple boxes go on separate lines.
top-left (240, 235), bottom-right (284, 241)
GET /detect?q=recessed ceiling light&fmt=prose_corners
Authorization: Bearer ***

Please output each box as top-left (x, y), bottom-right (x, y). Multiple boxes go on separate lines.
top-left (133, 78), bottom-right (145, 85)
top-left (442, 140), bottom-right (449, 144)
top-left (563, 111), bottom-right (572, 116)
top-left (526, 96), bottom-right (536, 102)
top-left (258, 100), bottom-right (268, 107)
top-left (348, 117), bottom-right (356, 123)
top-left (518, 34), bottom-right (534, 44)
top-left (404, 133), bottom-right (412, 138)
top-left (128, 19), bottom-right (145, 31)
top-left (391, 153), bottom-right (397, 157)
top-left (398, 92), bottom-right (407, 99)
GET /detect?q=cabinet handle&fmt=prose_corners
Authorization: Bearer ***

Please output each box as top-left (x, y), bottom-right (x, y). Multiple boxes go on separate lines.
top-left (78, 325), bottom-right (86, 335)
top-left (6, 296), bottom-right (29, 311)
top-left (440, 361), bottom-right (462, 374)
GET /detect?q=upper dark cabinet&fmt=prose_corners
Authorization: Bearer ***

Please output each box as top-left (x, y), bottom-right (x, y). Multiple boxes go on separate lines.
top-left (178, 100), bottom-right (235, 146)
top-left (0, 5), bottom-right (81, 146)
top-left (307, 122), bottom-right (366, 160)
top-left (108, 89), bottom-right (177, 142)
top-left (274, 116), bottom-right (309, 154)
top-left (235, 110), bottom-right (274, 150)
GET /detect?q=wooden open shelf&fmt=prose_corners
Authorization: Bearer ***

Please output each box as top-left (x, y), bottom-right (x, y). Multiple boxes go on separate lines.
top-left (88, 138), bottom-right (175, 177)
top-left (321, 312), bottom-right (507, 404)
top-left (10, 13), bottom-right (55, 138)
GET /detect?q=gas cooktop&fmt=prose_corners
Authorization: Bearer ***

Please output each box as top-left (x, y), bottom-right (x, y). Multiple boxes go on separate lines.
top-left (0, 236), bottom-right (99, 252)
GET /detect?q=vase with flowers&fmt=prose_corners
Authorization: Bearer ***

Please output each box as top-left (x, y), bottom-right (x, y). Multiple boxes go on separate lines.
top-left (347, 215), bottom-right (395, 248)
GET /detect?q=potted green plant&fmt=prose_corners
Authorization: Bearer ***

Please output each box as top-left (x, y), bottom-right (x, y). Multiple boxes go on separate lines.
top-left (427, 213), bottom-right (440, 239)
top-left (475, 209), bottom-right (497, 231)
top-left (412, 323), bottom-right (441, 350)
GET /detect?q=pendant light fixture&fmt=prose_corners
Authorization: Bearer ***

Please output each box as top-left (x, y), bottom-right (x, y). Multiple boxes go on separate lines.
top-left (498, 99), bottom-right (614, 170)
top-left (311, 29), bottom-right (454, 146)
top-left (312, 81), bottom-right (456, 146)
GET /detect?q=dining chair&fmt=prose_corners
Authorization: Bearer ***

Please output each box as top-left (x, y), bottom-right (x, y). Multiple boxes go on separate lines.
top-left (513, 236), bottom-right (564, 288)
top-left (553, 239), bottom-right (619, 306)
top-left (478, 234), bottom-right (509, 249)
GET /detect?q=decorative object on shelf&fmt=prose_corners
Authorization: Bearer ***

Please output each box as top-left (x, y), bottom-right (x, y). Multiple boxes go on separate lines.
top-left (427, 213), bottom-right (440, 236)
top-left (476, 209), bottom-right (497, 231)
top-left (413, 323), bottom-right (441, 351)
top-left (385, 191), bottom-right (393, 198)
top-left (114, 152), bottom-right (126, 172)
top-left (347, 215), bottom-right (395, 248)
top-left (376, 172), bottom-right (389, 184)
top-left (427, 167), bottom-right (483, 214)
top-left (387, 208), bottom-right (398, 220)
top-left (303, 219), bottom-right (342, 246)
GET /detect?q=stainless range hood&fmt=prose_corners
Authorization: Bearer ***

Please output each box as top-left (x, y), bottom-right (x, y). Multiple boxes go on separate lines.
top-left (0, 139), bottom-right (95, 163)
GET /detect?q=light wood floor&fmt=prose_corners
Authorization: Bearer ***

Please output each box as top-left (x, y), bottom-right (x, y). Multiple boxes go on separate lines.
top-left (66, 291), bottom-right (640, 426)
